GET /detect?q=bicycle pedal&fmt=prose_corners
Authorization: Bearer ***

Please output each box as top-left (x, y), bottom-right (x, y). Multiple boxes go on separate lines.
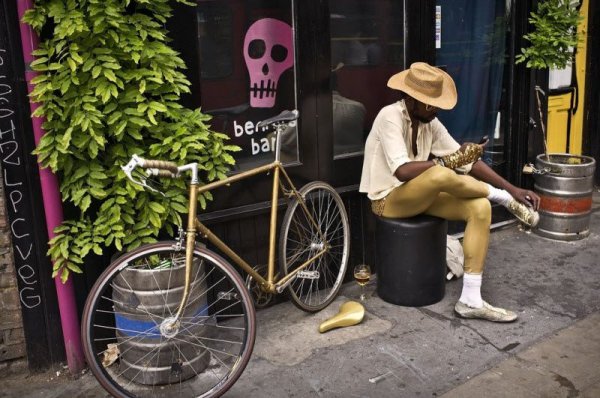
top-left (297, 270), bottom-right (320, 280)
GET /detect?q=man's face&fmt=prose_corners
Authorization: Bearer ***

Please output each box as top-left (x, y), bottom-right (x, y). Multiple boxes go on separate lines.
top-left (406, 97), bottom-right (438, 123)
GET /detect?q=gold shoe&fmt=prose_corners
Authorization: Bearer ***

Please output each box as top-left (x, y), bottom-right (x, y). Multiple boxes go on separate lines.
top-left (507, 199), bottom-right (539, 227)
top-left (454, 300), bottom-right (518, 323)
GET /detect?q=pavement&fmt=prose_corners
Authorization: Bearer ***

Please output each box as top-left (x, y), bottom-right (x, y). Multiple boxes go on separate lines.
top-left (2, 193), bottom-right (600, 397)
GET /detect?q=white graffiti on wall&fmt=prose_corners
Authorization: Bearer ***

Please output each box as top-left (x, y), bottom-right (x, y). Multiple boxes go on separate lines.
top-left (0, 48), bottom-right (42, 309)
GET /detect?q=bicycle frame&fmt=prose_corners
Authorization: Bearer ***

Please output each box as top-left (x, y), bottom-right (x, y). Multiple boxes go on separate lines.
top-left (172, 140), bottom-right (328, 322)
top-left (193, 161), bottom-right (327, 291)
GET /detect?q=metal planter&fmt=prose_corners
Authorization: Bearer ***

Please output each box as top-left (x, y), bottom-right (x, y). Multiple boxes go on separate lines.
top-left (534, 153), bottom-right (596, 241)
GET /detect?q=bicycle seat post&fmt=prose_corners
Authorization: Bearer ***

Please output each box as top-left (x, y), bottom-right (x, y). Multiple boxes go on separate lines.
top-left (274, 122), bottom-right (284, 163)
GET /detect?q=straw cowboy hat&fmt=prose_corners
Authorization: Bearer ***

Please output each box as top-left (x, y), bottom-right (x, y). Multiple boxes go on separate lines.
top-left (387, 62), bottom-right (457, 110)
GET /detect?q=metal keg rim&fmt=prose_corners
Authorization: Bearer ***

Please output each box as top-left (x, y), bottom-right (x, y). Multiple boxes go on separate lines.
top-left (535, 153), bottom-right (596, 167)
top-left (535, 153), bottom-right (596, 177)
top-left (121, 256), bottom-right (199, 274)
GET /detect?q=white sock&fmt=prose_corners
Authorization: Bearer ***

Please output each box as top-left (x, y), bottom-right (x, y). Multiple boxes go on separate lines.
top-left (486, 184), bottom-right (512, 207)
top-left (459, 273), bottom-right (483, 308)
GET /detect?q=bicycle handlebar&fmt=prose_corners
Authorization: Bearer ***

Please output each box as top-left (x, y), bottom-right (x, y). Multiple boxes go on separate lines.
top-left (143, 159), bottom-right (179, 174)
top-left (122, 154), bottom-right (177, 179)
top-left (122, 155), bottom-right (200, 194)
top-left (149, 169), bottom-right (179, 178)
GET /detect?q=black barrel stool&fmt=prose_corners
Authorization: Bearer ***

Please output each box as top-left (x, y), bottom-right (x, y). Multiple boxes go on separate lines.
top-left (375, 214), bottom-right (447, 307)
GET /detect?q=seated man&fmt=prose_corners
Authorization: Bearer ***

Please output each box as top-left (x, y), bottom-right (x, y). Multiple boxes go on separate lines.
top-left (360, 62), bottom-right (540, 322)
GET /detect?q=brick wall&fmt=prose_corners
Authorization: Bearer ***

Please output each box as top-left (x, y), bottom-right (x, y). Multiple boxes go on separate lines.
top-left (0, 164), bottom-right (27, 373)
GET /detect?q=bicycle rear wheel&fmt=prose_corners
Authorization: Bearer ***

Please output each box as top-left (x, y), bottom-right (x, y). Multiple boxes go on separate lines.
top-left (280, 181), bottom-right (350, 312)
top-left (82, 241), bottom-right (256, 398)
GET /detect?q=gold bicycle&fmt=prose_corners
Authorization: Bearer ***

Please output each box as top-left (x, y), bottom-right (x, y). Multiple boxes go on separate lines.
top-left (81, 110), bottom-right (350, 397)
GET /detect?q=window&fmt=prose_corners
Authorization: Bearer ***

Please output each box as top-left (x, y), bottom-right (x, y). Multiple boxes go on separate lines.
top-left (197, 4), bottom-right (234, 79)
top-left (435, 0), bottom-right (510, 168)
top-left (329, 0), bottom-right (405, 159)
top-left (197, 0), bottom-right (298, 172)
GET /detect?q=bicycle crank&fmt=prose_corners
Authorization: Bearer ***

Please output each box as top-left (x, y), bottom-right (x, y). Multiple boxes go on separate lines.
top-left (245, 264), bottom-right (275, 309)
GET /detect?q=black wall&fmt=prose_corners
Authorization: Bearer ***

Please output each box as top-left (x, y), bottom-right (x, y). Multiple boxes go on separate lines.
top-left (0, 1), bottom-right (65, 370)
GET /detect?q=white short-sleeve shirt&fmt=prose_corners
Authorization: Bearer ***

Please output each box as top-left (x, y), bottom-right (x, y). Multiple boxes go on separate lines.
top-left (359, 100), bottom-right (470, 200)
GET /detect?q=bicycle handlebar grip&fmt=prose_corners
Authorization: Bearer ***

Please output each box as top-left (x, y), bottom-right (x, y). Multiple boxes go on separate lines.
top-left (142, 159), bottom-right (179, 174)
top-left (152, 169), bottom-right (177, 178)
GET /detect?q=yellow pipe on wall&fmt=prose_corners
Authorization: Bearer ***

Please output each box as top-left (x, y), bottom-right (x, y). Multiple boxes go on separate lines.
top-left (569, 0), bottom-right (589, 155)
top-left (547, 92), bottom-right (573, 153)
top-left (545, 0), bottom-right (588, 155)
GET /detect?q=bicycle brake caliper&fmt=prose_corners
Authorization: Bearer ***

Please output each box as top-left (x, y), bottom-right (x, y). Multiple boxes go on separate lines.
top-left (174, 227), bottom-right (185, 251)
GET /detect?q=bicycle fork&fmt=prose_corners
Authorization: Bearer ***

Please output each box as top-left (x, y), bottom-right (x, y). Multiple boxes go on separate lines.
top-left (164, 183), bottom-right (199, 334)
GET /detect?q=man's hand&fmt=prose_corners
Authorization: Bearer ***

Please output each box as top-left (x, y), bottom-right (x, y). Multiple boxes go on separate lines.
top-left (510, 188), bottom-right (540, 210)
top-left (470, 160), bottom-right (541, 211)
top-left (458, 137), bottom-right (488, 154)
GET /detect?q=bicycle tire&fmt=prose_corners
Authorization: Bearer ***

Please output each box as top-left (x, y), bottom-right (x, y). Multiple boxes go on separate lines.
top-left (279, 181), bottom-right (350, 312)
top-left (81, 241), bottom-right (256, 398)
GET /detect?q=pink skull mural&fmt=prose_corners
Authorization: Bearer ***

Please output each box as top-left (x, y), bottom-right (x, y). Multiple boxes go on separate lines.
top-left (243, 18), bottom-right (294, 108)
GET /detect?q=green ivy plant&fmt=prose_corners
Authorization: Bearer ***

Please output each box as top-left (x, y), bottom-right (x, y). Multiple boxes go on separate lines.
top-left (516, 0), bottom-right (582, 70)
top-left (23, 0), bottom-right (239, 282)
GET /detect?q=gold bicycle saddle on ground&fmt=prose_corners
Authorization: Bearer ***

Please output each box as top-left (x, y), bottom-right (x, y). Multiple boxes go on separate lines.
top-left (319, 301), bottom-right (365, 333)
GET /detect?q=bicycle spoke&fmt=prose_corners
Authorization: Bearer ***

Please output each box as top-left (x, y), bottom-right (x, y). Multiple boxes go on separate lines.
top-left (117, 337), bottom-right (164, 382)
top-left (282, 183), bottom-right (349, 311)
top-left (102, 293), bottom-right (162, 327)
top-left (83, 243), bottom-right (255, 398)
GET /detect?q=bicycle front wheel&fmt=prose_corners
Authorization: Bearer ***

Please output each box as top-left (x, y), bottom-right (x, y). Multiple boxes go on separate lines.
top-left (280, 181), bottom-right (350, 312)
top-left (81, 241), bottom-right (256, 398)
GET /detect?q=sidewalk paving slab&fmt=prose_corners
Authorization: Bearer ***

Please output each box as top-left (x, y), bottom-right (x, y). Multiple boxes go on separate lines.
top-left (441, 313), bottom-right (600, 398)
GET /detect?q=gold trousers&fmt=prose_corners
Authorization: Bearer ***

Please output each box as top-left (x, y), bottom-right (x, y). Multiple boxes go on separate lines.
top-left (372, 165), bottom-right (491, 274)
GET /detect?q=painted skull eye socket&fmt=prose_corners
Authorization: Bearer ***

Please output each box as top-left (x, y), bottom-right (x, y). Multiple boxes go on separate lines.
top-left (271, 45), bottom-right (289, 62)
top-left (248, 39), bottom-right (266, 59)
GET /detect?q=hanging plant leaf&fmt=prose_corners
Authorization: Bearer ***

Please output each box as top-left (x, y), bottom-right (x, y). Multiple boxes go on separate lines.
top-left (22, 0), bottom-right (239, 280)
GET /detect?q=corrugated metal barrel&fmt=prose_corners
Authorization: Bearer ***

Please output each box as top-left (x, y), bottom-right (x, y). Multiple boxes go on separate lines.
top-left (112, 258), bottom-right (210, 385)
top-left (534, 154), bottom-right (596, 241)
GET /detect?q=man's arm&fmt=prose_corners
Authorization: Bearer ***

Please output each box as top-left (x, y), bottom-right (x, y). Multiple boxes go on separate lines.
top-left (469, 160), bottom-right (540, 210)
top-left (394, 160), bottom-right (436, 182)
